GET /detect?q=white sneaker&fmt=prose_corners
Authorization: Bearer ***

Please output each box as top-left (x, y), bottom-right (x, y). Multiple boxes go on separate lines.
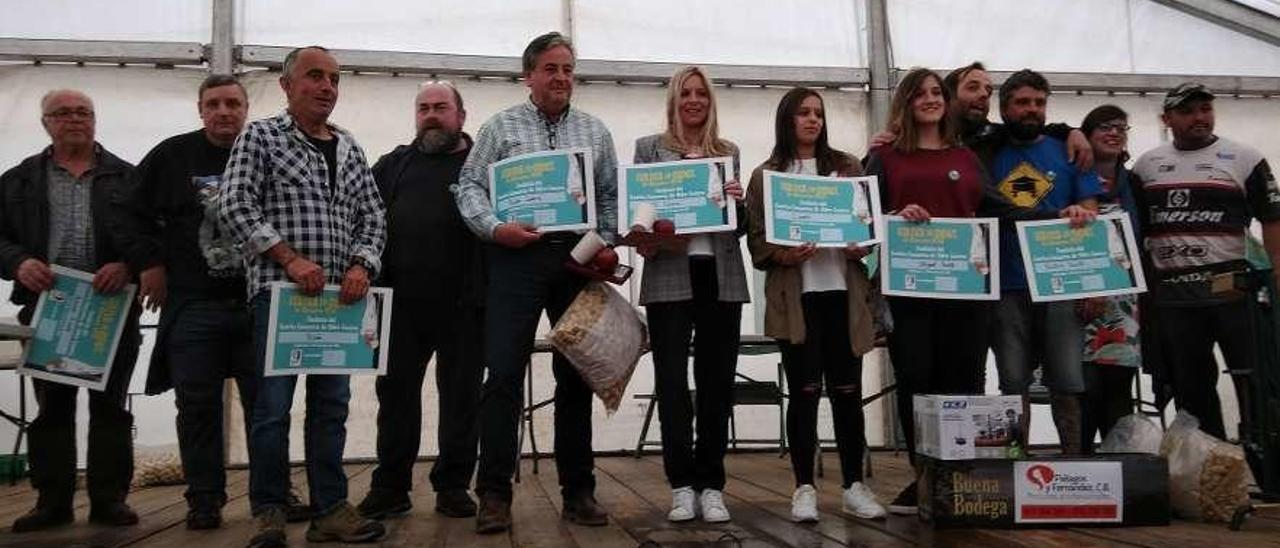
top-left (699, 489), bottom-right (730, 523)
top-left (668, 486), bottom-right (696, 522)
top-left (790, 484), bottom-right (819, 523)
top-left (842, 482), bottom-right (887, 519)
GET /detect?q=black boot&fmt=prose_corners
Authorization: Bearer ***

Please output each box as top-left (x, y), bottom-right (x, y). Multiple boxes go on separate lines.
top-left (562, 491), bottom-right (608, 526)
top-left (12, 505), bottom-right (73, 532)
top-left (475, 493), bottom-right (512, 534)
top-left (356, 488), bottom-right (412, 519)
top-left (435, 490), bottom-right (477, 517)
top-left (88, 501), bottom-right (140, 526)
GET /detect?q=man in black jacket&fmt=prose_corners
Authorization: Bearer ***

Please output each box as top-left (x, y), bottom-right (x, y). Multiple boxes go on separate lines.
top-left (116, 74), bottom-right (307, 530)
top-left (0, 89), bottom-right (142, 532)
top-left (356, 81), bottom-right (486, 520)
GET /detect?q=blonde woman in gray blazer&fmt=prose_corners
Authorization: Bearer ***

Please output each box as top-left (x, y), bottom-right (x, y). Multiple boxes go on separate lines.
top-left (633, 66), bottom-right (749, 525)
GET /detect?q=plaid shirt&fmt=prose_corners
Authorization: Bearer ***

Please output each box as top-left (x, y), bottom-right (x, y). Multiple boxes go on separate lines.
top-left (218, 111), bottom-right (386, 299)
top-left (454, 99), bottom-right (618, 242)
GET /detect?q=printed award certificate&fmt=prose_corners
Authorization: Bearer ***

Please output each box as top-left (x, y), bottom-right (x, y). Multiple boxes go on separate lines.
top-left (20, 265), bottom-right (136, 391)
top-left (1015, 213), bottom-right (1146, 302)
top-left (881, 216), bottom-right (999, 300)
top-left (488, 148), bottom-right (595, 232)
top-left (762, 171), bottom-right (880, 247)
top-left (264, 283), bottom-right (393, 376)
top-left (618, 156), bottom-right (736, 235)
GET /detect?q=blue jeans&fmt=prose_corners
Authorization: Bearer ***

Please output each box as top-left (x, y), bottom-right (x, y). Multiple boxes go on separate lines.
top-left (991, 290), bottom-right (1085, 394)
top-left (248, 291), bottom-right (352, 516)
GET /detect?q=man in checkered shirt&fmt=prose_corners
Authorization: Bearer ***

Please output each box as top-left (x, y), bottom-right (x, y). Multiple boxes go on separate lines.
top-left (454, 32), bottom-right (618, 534)
top-left (217, 46), bottom-right (386, 548)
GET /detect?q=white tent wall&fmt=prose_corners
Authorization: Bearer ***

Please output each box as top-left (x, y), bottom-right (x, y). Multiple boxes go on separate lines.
top-left (0, 0), bottom-right (210, 42)
top-left (887, 0), bottom-right (1280, 76)
top-left (238, 0), bottom-right (562, 56)
top-left (571, 0), bottom-right (866, 66)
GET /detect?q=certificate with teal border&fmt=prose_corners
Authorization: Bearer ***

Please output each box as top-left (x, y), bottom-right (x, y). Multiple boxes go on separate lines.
top-left (881, 216), bottom-right (1000, 300)
top-left (762, 171), bottom-right (880, 247)
top-left (264, 282), bottom-right (393, 376)
top-left (488, 148), bottom-right (595, 232)
top-left (618, 157), bottom-right (736, 235)
top-left (1015, 213), bottom-right (1146, 302)
top-left (20, 265), bottom-right (136, 391)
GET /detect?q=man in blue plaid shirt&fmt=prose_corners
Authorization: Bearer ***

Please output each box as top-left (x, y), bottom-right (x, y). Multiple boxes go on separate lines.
top-left (455, 31), bottom-right (619, 535)
top-left (218, 46), bottom-right (387, 548)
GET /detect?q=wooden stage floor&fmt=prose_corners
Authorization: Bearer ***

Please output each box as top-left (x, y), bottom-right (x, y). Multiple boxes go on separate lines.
top-left (2, 451), bottom-right (1279, 547)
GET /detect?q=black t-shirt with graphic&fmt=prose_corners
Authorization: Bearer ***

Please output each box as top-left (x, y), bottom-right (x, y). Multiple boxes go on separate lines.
top-left (126, 129), bottom-right (245, 298)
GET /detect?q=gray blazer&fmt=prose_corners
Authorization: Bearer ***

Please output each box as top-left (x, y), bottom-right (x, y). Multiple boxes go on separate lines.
top-left (632, 133), bottom-right (750, 305)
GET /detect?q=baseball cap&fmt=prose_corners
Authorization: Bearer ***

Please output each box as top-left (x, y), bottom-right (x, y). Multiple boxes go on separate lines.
top-left (1163, 82), bottom-right (1215, 111)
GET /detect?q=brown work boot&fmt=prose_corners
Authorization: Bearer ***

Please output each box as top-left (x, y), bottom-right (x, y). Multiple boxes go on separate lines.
top-left (475, 493), bottom-right (512, 534)
top-left (1050, 394), bottom-right (1084, 455)
top-left (306, 501), bottom-right (387, 543)
top-left (246, 506), bottom-right (287, 548)
top-left (562, 491), bottom-right (608, 526)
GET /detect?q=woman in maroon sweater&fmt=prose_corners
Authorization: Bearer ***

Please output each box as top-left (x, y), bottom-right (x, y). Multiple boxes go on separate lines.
top-left (864, 68), bottom-right (1092, 514)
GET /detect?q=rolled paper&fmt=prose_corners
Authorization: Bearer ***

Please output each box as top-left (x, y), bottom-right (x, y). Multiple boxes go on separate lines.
top-left (970, 225), bottom-right (990, 275)
top-left (708, 167), bottom-right (726, 208)
top-left (1106, 220), bottom-right (1132, 270)
top-left (570, 230), bottom-right (607, 264)
top-left (631, 202), bottom-right (657, 232)
top-left (567, 160), bottom-right (586, 205)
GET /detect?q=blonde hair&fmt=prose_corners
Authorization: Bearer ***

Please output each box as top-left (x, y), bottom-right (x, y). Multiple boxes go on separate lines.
top-left (661, 66), bottom-right (732, 157)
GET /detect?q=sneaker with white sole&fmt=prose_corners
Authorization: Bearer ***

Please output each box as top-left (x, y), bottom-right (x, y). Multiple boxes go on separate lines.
top-left (699, 489), bottom-right (730, 523)
top-left (790, 485), bottom-right (819, 523)
top-left (842, 482), bottom-right (887, 519)
top-left (887, 481), bottom-right (918, 515)
top-left (668, 487), bottom-right (696, 522)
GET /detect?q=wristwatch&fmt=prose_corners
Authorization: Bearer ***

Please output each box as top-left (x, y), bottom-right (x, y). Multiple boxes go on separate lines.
top-left (349, 256), bottom-right (374, 273)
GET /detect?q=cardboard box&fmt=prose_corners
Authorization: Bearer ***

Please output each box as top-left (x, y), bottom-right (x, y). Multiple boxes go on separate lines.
top-left (914, 394), bottom-right (1023, 460)
top-left (918, 454), bottom-right (1170, 528)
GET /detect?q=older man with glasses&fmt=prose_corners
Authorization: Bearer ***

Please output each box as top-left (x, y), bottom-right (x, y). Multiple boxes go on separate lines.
top-left (0, 89), bottom-right (143, 532)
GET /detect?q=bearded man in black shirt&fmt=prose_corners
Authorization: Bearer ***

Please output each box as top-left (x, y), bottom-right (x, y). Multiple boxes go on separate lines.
top-left (356, 81), bottom-right (486, 521)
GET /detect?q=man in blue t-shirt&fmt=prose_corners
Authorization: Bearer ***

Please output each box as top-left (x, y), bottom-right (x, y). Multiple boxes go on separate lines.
top-left (989, 69), bottom-right (1101, 455)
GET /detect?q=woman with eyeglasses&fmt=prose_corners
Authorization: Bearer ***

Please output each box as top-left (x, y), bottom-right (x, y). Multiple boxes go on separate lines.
top-left (632, 66), bottom-right (747, 524)
top-left (864, 68), bottom-right (1094, 514)
top-left (1076, 105), bottom-right (1142, 453)
top-left (745, 87), bottom-right (887, 523)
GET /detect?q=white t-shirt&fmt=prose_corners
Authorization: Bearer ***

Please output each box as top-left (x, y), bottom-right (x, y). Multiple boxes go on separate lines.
top-left (791, 158), bottom-right (848, 293)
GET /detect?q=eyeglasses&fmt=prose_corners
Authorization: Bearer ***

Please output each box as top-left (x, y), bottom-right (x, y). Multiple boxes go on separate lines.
top-left (1096, 122), bottom-right (1130, 134)
top-left (43, 108), bottom-right (94, 120)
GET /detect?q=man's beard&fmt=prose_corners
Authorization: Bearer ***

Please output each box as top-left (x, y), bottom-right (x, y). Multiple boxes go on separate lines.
top-left (1004, 117), bottom-right (1044, 142)
top-left (417, 127), bottom-right (460, 154)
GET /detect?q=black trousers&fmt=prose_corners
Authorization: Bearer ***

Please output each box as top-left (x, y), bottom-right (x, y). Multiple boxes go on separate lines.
top-left (476, 239), bottom-right (594, 500)
top-left (1156, 299), bottom-right (1254, 439)
top-left (1080, 364), bottom-right (1136, 453)
top-left (370, 297), bottom-right (484, 494)
top-left (645, 257), bottom-right (742, 491)
top-left (886, 297), bottom-right (989, 463)
top-left (167, 297), bottom-right (256, 510)
top-left (778, 291), bottom-right (866, 488)
top-left (25, 308), bottom-right (140, 509)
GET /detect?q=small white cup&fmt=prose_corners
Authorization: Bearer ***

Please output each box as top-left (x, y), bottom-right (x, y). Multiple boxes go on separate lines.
top-left (570, 230), bottom-right (607, 264)
top-left (631, 202), bottom-right (657, 232)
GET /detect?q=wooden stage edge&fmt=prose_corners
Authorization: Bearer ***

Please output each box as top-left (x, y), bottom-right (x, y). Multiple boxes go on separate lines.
top-left (1, 452), bottom-right (1279, 548)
